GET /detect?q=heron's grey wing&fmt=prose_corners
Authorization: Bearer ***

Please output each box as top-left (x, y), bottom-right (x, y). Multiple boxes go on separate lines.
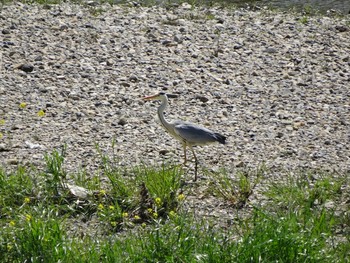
top-left (173, 122), bottom-right (220, 145)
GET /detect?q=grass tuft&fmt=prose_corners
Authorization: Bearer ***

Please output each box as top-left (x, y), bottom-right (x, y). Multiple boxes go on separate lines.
top-left (205, 163), bottom-right (266, 207)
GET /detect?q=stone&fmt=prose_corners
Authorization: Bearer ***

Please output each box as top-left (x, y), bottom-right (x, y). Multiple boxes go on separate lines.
top-left (2, 29), bottom-right (10, 34)
top-left (0, 143), bottom-right (9, 152)
top-left (118, 118), bottom-right (127, 126)
top-left (17, 63), bottom-right (34, 72)
top-left (196, 95), bottom-right (209, 103)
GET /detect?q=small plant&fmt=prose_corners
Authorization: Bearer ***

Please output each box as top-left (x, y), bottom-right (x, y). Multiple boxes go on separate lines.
top-left (264, 170), bottom-right (344, 211)
top-left (97, 200), bottom-right (126, 230)
top-left (299, 16), bottom-right (309, 25)
top-left (206, 163), bottom-right (266, 207)
top-left (234, 207), bottom-right (335, 262)
top-left (0, 166), bottom-right (34, 216)
top-left (43, 145), bottom-right (67, 196)
top-left (95, 142), bottom-right (184, 228)
top-left (2, 213), bottom-right (68, 262)
top-left (88, 7), bottom-right (105, 17)
top-left (95, 142), bottom-right (136, 208)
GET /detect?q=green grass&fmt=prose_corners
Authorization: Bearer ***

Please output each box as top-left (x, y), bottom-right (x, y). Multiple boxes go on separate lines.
top-left (0, 147), bottom-right (349, 262)
top-left (205, 163), bottom-right (266, 207)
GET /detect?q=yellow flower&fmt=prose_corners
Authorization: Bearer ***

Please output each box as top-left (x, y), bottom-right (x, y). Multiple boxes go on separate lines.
top-left (37, 110), bottom-right (45, 117)
top-left (99, 189), bottom-right (106, 196)
top-left (169, 211), bottom-right (177, 218)
top-left (147, 208), bottom-right (153, 213)
top-left (122, 212), bottom-right (128, 218)
top-left (110, 221), bottom-right (117, 227)
top-left (134, 215), bottom-right (141, 220)
top-left (24, 197), bottom-right (30, 204)
top-left (25, 214), bottom-right (32, 221)
top-left (0, 119), bottom-right (5, 125)
top-left (9, 221), bottom-right (16, 227)
top-left (109, 205), bottom-right (115, 210)
top-left (152, 212), bottom-right (158, 219)
top-left (19, 102), bottom-right (27, 109)
top-left (0, 132), bottom-right (3, 139)
top-left (177, 194), bottom-right (185, 201)
top-left (98, 204), bottom-right (104, 210)
top-left (141, 223), bottom-right (147, 228)
top-left (155, 197), bottom-right (162, 207)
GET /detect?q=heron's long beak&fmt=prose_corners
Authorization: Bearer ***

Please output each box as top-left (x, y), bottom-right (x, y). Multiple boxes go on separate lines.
top-left (143, 94), bottom-right (160, 101)
top-left (142, 93), bottom-right (178, 101)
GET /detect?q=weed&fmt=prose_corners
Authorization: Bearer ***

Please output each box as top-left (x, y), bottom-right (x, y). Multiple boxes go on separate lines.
top-left (206, 163), bottom-right (266, 207)
top-left (234, 207), bottom-right (336, 262)
top-left (265, 170), bottom-right (345, 211)
top-left (299, 16), bottom-right (309, 25)
top-left (2, 213), bottom-right (68, 262)
top-left (0, 166), bottom-right (34, 216)
top-left (93, 143), bottom-right (184, 229)
top-left (43, 145), bottom-right (67, 196)
top-left (88, 6), bottom-right (105, 17)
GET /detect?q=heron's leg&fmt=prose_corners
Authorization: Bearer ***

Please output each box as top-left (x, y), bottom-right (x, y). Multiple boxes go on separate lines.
top-left (190, 146), bottom-right (198, 181)
top-left (183, 144), bottom-right (187, 165)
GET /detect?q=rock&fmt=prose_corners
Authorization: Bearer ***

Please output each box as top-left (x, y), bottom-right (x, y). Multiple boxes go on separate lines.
top-left (17, 63), bottom-right (34, 72)
top-left (2, 29), bottom-right (10, 34)
top-left (217, 18), bottom-right (225, 24)
top-left (118, 118), bottom-right (127, 126)
top-left (120, 82), bottom-right (130, 87)
top-left (235, 161), bottom-right (244, 168)
top-left (69, 91), bottom-right (80, 100)
top-left (161, 40), bottom-right (174, 46)
top-left (276, 132), bottom-right (284, 138)
top-left (196, 95), bottom-right (209, 103)
top-left (335, 25), bottom-right (349, 32)
top-left (34, 55), bottom-right (43, 61)
top-left (173, 34), bottom-right (183, 43)
top-left (181, 3), bottom-right (192, 10)
top-left (159, 149), bottom-right (169, 155)
top-left (65, 183), bottom-right (90, 199)
top-left (0, 143), bottom-right (10, 152)
top-left (25, 141), bottom-right (42, 149)
top-left (129, 74), bottom-right (138, 82)
top-left (8, 159), bottom-right (19, 165)
top-left (263, 47), bottom-right (278, 53)
top-left (293, 121), bottom-right (305, 130)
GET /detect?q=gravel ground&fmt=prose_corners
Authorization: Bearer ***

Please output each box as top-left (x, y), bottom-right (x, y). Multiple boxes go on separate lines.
top-left (0, 2), bottom-right (349, 224)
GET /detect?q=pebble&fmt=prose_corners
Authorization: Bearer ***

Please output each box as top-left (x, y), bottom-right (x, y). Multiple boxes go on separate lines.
top-left (0, 144), bottom-right (9, 152)
top-left (159, 149), bottom-right (170, 155)
top-left (117, 118), bottom-right (127, 126)
top-left (2, 29), bottom-right (10, 34)
top-left (17, 63), bottom-right (34, 72)
top-left (196, 95), bottom-right (209, 103)
top-left (8, 159), bottom-right (19, 165)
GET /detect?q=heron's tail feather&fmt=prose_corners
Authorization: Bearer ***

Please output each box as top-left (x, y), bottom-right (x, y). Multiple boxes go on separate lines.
top-left (214, 133), bottom-right (226, 144)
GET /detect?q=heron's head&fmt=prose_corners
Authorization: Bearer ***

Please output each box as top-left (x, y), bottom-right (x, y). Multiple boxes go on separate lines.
top-left (143, 92), bottom-right (178, 101)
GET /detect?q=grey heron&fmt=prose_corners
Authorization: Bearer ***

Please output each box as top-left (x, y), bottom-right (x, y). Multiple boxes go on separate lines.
top-left (143, 92), bottom-right (226, 181)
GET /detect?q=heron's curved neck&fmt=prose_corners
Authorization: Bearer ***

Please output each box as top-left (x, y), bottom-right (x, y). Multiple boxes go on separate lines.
top-left (157, 96), bottom-right (173, 133)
